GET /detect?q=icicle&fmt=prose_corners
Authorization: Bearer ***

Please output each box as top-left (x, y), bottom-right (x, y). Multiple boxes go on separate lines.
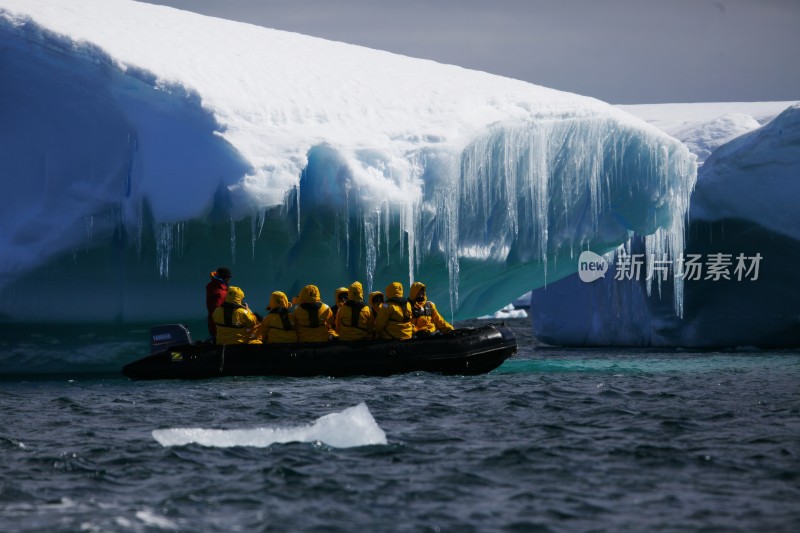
top-left (230, 217), bottom-right (237, 265)
top-left (250, 212), bottom-right (260, 260)
top-left (175, 221), bottom-right (184, 257)
top-left (364, 210), bottom-right (378, 294)
top-left (454, 117), bottom-right (694, 317)
top-left (344, 184), bottom-right (350, 267)
top-left (85, 215), bottom-right (94, 244)
top-left (383, 201), bottom-right (390, 264)
top-left (404, 200), bottom-right (416, 285)
top-left (435, 153), bottom-right (461, 318)
top-left (523, 124), bottom-right (550, 280)
top-left (334, 210), bottom-right (341, 255)
top-left (136, 199), bottom-right (144, 258)
top-left (295, 181), bottom-right (301, 235)
top-left (155, 223), bottom-right (173, 278)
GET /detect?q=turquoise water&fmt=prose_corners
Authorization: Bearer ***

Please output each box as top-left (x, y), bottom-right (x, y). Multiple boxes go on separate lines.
top-left (1, 318), bottom-right (799, 531)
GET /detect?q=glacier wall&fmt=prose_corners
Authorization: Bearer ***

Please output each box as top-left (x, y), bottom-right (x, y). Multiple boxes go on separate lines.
top-left (0, 1), bottom-right (696, 324)
top-left (531, 105), bottom-right (800, 347)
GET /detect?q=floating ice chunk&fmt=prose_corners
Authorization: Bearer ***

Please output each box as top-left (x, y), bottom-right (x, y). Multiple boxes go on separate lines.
top-left (135, 510), bottom-right (179, 531)
top-left (152, 403), bottom-right (387, 449)
top-left (478, 304), bottom-right (528, 320)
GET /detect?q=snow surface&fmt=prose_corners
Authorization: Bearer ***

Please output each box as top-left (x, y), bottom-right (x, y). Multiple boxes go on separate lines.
top-left (620, 101), bottom-right (796, 165)
top-left (0, 0), bottom-right (695, 323)
top-left (691, 104), bottom-right (800, 242)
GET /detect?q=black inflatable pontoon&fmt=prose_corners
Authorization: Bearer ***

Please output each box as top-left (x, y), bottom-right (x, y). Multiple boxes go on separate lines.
top-left (122, 323), bottom-right (517, 380)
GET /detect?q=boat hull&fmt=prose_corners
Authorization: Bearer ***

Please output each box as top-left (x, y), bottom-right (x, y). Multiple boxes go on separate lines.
top-left (122, 324), bottom-right (517, 380)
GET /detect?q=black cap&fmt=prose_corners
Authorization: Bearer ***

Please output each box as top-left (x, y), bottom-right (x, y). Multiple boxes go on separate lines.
top-left (216, 267), bottom-right (232, 280)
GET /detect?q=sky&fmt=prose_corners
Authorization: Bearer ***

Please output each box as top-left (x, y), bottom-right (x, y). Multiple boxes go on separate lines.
top-left (142, 0), bottom-right (799, 104)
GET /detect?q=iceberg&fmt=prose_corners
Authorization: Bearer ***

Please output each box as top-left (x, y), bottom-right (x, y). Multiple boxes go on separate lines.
top-left (477, 303), bottom-right (528, 320)
top-left (619, 101), bottom-right (792, 165)
top-left (692, 105), bottom-right (800, 241)
top-left (531, 104), bottom-right (800, 347)
top-left (152, 403), bottom-right (388, 448)
top-left (0, 0), bottom-right (695, 324)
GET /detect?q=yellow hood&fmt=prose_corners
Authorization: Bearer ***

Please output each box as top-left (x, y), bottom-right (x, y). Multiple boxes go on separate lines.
top-left (225, 286), bottom-right (244, 305)
top-left (268, 291), bottom-right (289, 310)
top-left (385, 282), bottom-right (404, 299)
top-left (334, 287), bottom-right (349, 302)
top-left (347, 282), bottom-right (364, 302)
top-left (369, 291), bottom-right (384, 306)
top-left (299, 285), bottom-right (321, 304)
top-left (409, 282), bottom-right (427, 302)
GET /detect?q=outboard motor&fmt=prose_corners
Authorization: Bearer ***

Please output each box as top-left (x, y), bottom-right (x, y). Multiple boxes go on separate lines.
top-left (150, 324), bottom-right (193, 353)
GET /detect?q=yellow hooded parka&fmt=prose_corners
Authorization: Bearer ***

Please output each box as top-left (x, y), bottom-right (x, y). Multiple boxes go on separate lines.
top-left (292, 285), bottom-right (333, 342)
top-left (409, 282), bottom-right (454, 335)
top-left (374, 282), bottom-right (413, 340)
top-left (211, 286), bottom-right (261, 345)
top-left (256, 291), bottom-right (298, 344)
top-left (335, 282), bottom-right (374, 341)
top-left (368, 291), bottom-right (385, 318)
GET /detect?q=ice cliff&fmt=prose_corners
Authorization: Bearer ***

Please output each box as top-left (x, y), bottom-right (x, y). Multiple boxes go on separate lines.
top-left (0, 0), bottom-right (695, 323)
top-left (531, 104), bottom-right (800, 347)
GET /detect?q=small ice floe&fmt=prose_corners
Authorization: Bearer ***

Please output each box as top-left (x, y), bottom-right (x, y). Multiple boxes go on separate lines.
top-left (152, 402), bottom-right (387, 449)
top-left (134, 510), bottom-right (179, 530)
top-left (477, 304), bottom-right (528, 320)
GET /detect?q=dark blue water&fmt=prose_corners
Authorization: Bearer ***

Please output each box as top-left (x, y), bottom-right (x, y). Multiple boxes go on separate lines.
top-left (2, 318), bottom-right (799, 532)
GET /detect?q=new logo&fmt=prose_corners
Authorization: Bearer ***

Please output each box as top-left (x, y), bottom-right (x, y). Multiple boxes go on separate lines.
top-left (578, 251), bottom-right (608, 283)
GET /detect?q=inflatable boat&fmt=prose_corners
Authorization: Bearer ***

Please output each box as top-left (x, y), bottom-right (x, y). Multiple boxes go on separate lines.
top-left (122, 323), bottom-right (517, 380)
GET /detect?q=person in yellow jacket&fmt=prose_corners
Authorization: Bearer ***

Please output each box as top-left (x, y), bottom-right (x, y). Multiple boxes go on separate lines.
top-left (256, 291), bottom-right (298, 344)
top-left (408, 282), bottom-right (454, 336)
top-left (292, 284), bottom-right (334, 342)
top-left (368, 291), bottom-right (384, 318)
top-left (335, 282), bottom-right (374, 341)
top-left (330, 287), bottom-right (349, 328)
top-left (374, 282), bottom-right (414, 340)
top-left (211, 286), bottom-right (262, 345)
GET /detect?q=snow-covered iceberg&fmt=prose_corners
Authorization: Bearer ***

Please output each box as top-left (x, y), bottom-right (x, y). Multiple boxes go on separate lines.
top-left (619, 102), bottom-right (791, 165)
top-left (0, 0), bottom-right (695, 324)
top-left (531, 104), bottom-right (800, 347)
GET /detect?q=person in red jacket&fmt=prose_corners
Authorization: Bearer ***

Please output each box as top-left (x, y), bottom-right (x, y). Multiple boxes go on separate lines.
top-left (205, 267), bottom-right (232, 340)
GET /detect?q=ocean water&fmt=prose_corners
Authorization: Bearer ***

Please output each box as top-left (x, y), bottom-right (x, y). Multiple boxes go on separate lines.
top-left (1, 318), bottom-right (799, 532)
